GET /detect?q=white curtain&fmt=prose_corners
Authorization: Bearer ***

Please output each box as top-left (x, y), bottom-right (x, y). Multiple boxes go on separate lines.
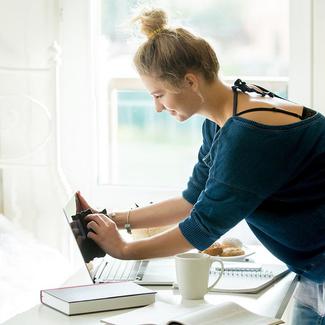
top-left (0, 0), bottom-right (72, 255)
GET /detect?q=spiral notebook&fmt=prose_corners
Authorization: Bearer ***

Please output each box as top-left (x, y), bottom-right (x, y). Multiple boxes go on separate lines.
top-left (173, 262), bottom-right (290, 294)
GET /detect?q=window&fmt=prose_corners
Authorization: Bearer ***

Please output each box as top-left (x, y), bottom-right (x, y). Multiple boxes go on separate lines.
top-left (113, 89), bottom-right (205, 187)
top-left (96, 0), bottom-right (289, 190)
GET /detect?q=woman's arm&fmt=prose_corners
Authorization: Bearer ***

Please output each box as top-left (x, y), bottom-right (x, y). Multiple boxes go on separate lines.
top-left (77, 192), bottom-right (193, 230)
top-left (123, 225), bottom-right (193, 259)
top-left (85, 213), bottom-right (194, 260)
top-left (113, 196), bottom-right (193, 230)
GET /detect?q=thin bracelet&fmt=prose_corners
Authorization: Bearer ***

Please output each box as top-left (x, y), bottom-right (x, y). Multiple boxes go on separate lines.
top-left (125, 210), bottom-right (132, 234)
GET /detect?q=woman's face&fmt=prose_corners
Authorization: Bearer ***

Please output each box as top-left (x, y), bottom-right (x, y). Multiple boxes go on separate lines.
top-left (140, 74), bottom-right (201, 122)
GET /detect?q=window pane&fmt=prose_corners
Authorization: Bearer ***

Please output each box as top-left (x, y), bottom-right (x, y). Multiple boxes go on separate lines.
top-left (99, 0), bottom-right (289, 188)
top-left (115, 91), bottom-right (204, 187)
top-left (101, 0), bottom-right (289, 77)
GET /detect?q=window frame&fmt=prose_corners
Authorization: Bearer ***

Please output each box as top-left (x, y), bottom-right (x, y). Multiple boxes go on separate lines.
top-left (88, 0), bottom-right (317, 207)
top-left (57, 0), bottom-right (324, 242)
top-left (98, 77), bottom-right (288, 186)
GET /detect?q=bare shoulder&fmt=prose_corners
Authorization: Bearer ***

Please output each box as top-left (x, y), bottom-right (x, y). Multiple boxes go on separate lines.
top-left (236, 93), bottom-right (304, 126)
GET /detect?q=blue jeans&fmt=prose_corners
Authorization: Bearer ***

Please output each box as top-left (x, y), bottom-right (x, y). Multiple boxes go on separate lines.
top-left (291, 299), bottom-right (325, 325)
top-left (291, 276), bottom-right (325, 325)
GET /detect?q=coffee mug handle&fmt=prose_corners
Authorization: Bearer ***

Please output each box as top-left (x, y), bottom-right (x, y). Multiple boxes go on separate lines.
top-left (207, 257), bottom-right (224, 291)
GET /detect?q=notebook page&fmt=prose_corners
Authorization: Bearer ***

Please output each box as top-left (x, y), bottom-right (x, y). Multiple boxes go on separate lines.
top-left (172, 264), bottom-right (289, 293)
top-left (210, 264), bottom-right (289, 293)
top-left (101, 301), bottom-right (283, 325)
top-left (100, 301), bottom-right (205, 325)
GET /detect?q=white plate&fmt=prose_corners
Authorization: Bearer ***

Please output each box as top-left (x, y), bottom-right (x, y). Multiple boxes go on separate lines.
top-left (217, 246), bottom-right (256, 261)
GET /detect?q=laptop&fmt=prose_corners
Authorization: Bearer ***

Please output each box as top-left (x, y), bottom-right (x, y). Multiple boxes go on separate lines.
top-left (63, 194), bottom-right (176, 285)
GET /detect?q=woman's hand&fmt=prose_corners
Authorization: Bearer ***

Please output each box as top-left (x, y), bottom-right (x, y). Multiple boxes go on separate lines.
top-left (75, 191), bottom-right (98, 213)
top-left (85, 213), bottom-right (127, 259)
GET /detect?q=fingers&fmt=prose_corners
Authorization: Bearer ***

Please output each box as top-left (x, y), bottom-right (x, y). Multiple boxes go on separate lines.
top-left (75, 191), bottom-right (91, 212)
top-left (76, 191), bottom-right (99, 214)
top-left (87, 220), bottom-right (100, 233)
top-left (87, 230), bottom-right (96, 240)
top-left (85, 213), bottom-right (112, 226)
top-left (75, 192), bottom-right (82, 213)
top-left (85, 214), bottom-right (125, 259)
top-left (86, 213), bottom-right (114, 242)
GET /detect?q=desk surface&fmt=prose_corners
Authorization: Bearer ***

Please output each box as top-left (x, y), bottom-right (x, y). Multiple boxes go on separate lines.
top-left (4, 246), bottom-right (297, 325)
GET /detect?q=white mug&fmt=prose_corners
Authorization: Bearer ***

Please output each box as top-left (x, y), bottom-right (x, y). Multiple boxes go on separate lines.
top-left (175, 252), bottom-right (224, 300)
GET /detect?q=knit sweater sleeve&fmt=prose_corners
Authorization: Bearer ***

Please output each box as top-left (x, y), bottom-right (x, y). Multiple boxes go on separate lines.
top-left (179, 118), bottom-right (301, 250)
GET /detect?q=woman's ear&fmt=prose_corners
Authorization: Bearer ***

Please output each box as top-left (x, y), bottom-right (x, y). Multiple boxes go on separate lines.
top-left (184, 73), bottom-right (199, 91)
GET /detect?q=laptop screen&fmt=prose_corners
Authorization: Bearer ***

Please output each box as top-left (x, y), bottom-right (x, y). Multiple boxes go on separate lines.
top-left (63, 195), bottom-right (176, 285)
top-left (63, 194), bottom-right (106, 278)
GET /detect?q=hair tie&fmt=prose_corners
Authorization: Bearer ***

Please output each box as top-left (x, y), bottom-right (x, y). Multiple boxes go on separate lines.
top-left (149, 27), bottom-right (164, 39)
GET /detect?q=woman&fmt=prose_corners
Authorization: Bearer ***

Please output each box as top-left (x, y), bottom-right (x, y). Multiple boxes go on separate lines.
top-left (79, 9), bottom-right (325, 324)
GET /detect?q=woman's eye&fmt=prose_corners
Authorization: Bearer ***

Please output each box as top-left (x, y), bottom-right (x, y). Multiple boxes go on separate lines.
top-left (154, 95), bottom-right (163, 99)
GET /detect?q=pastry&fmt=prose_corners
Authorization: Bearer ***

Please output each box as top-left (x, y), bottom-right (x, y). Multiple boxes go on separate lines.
top-left (220, 247), bottom-right (245, 257)
top-left (201, 242), bottom-right (223, 256)
top-left (201, 237), bottom-right (246, 257)
top-left (221, 237), bottom-right (243, 248)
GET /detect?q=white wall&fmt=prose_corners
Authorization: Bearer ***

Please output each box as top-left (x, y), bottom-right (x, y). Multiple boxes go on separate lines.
top-left (289, 0), bottom-right (325, 112)
top-left (0, 0), bottom-right (58, 67)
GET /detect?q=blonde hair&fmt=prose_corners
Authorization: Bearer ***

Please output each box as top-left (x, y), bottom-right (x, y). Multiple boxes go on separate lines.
top-left (133, 9), bottom-right (220, 89)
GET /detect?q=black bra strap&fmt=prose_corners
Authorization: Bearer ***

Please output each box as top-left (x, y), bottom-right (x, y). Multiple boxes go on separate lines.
top-left (232, 88), bottom-right (239, 116)
top-left (232, 78), bottom-right (289, 100)
top-left (232, 79), bottom-right (268, 116)
top-left (236, 107), bottom-right (304, 120)
top-left (232, 79), bottom-right (273, 97)
top-left (232, 79), bottom-right (305, 120)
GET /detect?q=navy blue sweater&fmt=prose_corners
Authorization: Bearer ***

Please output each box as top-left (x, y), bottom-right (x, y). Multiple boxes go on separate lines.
top-left (179, 113), bottom-right (325, 283)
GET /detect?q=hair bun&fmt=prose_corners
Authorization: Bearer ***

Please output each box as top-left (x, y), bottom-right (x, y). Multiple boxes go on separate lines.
top-left (135, 9), bottom-right (168, 38)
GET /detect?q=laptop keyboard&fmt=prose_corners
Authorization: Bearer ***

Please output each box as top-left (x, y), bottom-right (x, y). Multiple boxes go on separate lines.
top-left (93, 257), bottom-right (147, 282)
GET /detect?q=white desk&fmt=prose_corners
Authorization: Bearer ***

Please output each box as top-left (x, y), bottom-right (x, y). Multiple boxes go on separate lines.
top-left (4, 246), bottom-right (298, 325)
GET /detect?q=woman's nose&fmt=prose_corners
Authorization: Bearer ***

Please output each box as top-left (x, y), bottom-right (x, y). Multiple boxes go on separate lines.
top-left (155, 100), bottom-right (165, 113)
